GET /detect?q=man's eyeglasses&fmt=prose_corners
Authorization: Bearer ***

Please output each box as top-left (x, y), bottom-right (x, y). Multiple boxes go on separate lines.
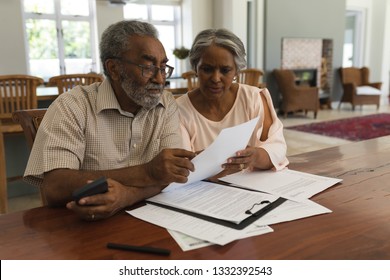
top-left (111, 57), bottom-right (174, 79)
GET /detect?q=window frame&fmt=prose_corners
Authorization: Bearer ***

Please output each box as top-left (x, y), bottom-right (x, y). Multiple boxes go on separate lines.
top-left (22, 0), bottom-right (99, 80)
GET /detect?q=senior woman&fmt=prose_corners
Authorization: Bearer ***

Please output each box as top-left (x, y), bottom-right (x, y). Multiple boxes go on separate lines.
top-left (176, 28), bottom-right (289, 175)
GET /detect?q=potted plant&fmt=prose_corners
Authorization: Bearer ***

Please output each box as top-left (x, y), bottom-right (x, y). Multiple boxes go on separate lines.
top-left (173, 47), bottom-right (190, 59)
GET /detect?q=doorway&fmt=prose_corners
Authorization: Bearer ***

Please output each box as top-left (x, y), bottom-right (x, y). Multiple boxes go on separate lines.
top-left (343, 9), bottom-right (365, 67)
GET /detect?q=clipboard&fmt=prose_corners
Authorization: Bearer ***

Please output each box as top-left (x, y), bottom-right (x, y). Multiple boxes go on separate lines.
top-left (147, 197), bottom-right (286, 230)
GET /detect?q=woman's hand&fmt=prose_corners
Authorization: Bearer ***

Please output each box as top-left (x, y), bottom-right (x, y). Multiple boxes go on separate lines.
top-left (222, 147), bottom-right (273, 172)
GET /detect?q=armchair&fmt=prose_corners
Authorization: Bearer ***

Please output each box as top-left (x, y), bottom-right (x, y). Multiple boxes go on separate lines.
top-left (338, 67), bottom-right (382, 110)
top-left (273, 69), bottom-right (319, 118)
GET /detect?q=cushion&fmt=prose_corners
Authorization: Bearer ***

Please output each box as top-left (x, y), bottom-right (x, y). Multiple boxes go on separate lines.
top-left (356, 86), bottom-right (381, 95)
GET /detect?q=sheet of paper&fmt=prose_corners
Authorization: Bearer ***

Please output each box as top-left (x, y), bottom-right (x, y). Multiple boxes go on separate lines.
top-left (127, 204), bottom-right (273, 246)
top-left (168, 223), bottom-right (274, 251)
top-left (147, 180), bottom-right (279, 224)
top-left (166, 117), bottom-right (260, 192)
top-left (254, 199), bottom-right (332, 226)
top-left (220, 168), bottom-right (342, 201)
top-left (168, 230), bottom-right (212, 251)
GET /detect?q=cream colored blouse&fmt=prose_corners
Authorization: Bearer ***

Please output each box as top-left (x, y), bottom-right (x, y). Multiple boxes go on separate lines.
top-left (176, 84), bottom-right (289, 170)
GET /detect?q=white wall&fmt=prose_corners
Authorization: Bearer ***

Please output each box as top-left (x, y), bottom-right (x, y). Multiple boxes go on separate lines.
top-left (95, 1), bottom-right (124, 43)
top-left (182, 0), bottom-right (213, 47)
top-left (347, 0), bottom-right (390, 97)
top-left (95, 1), bottom-right (124, 72)
top-left (0, 0), bottom-right (27, 75)
top-left (213, 0), bottom-right (247, 49)
top-left (256, 0), bottom-right (265, 69)
top-left (382, 0), bottom-right (390, 95)
top-left (373, 0), bottom-right (390, 97)
top-left (265, 0), bottom-right (346, 104)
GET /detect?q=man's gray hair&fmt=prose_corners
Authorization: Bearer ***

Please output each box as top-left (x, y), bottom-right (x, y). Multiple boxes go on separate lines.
top-left (189, 28), bottom-right (247, 72)
top-left (100, 20), bottom-right (159, 78)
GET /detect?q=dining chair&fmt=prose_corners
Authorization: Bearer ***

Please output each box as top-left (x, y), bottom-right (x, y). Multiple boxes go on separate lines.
top-left (47, 73), bottom-right (104, 94)
top-left (12, 109), bottom-right (47, 150)
top-left (12, 108), bottom-right (48, 206)
top-left (237, 68), bottom-right (264, 88)
top-left (0, 74), bottom-right (44, 213)
top-left (181, 70), bottom-right (199, 91)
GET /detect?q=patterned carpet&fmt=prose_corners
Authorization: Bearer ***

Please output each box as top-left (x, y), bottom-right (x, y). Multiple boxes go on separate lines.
top-left (285, 113), bottom-right (390, 141)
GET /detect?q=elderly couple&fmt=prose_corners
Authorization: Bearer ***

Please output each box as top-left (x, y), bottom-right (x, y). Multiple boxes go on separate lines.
top-left (24, 20), bottom-right (288, 221)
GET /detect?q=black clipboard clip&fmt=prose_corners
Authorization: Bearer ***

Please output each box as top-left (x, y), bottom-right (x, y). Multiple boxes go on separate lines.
top-left (245, 200), bottom-right (271, 215)
top-left (147, 197), bottom-right (286, 230)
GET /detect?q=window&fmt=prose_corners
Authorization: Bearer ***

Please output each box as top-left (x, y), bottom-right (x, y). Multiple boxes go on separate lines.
top-left (123, 1), bottom-right (182, 77)
top-left (23, 0), bottom-right (98, 81)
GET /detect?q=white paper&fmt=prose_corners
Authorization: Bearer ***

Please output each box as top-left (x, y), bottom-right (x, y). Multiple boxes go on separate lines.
top-left (166, 117), bottom-right (260, 191)
top-left (127, 204), bottom-right (273, 246)
top-left (168, 224), bottom-right (273, 251)
top-left (254, 199), bottom-right (332, 226)
top-left (168, 230), bottom-right (212, 251)
top-left (147, 180), bottom-right (279, 224)
top-left (220, 168), bottom-right (342, 201)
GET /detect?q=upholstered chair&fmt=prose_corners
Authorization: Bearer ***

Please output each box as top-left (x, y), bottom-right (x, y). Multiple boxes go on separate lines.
top-left (273, 69), bottom-right (319, 118)
top-left (338, 67), bottom-right (382, 110)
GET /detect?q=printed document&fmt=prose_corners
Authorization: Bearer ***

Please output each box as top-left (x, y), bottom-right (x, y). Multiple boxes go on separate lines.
top-left (254, 199), bottom-right (332, 226)
top-left (148, 180), bottom-right (279, 224)
top-left (166, 117), bottom-right (260, 191)
top-left (166, 199), bottom-right (331, 250)
top-left (127, 204), bottom-right (273, 246)
top-left (220, 168), bottom-right (342, 201)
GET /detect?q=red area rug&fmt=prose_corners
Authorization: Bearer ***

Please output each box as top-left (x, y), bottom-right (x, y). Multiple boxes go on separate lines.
top-left (286, 113), bottom-right (390, 141)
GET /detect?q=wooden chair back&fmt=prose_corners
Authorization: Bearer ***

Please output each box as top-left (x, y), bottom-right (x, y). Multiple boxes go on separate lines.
top-left (12, 109), bottom-right (47, 150)
top-left (48, 73), bottom-right (103, 94)
top-left (12, 108), bottom-right (48, 205)
top-left (0, 74), bottom-right (43, 213)
top-left (0, 75), bottom-right (43, 120)
top-left (181, 70), bottom-right (199, 91)
top-left (237, 68), bottom-right (264, 87)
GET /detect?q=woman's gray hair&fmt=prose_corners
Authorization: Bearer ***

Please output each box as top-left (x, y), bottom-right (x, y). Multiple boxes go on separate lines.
top-left (100, 20), bottom-right (159, 78)
top-left (189, 28), bottom-right (247, 72)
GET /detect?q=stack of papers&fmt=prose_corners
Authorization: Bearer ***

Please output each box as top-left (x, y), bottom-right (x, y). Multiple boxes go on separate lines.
top-left (147, 180), bottom-right (280, 225)
top-left (127, 170), bottom-right (339, 248)
top-left (126, 118), bottom-right (342, 250)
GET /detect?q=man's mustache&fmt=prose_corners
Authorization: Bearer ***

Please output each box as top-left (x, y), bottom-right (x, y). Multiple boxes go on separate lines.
top-left (145, 84), bottom-right (164, 90)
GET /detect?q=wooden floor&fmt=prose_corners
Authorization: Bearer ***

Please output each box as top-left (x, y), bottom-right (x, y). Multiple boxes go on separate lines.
top-left (6, 99), bottom-right (390, 214)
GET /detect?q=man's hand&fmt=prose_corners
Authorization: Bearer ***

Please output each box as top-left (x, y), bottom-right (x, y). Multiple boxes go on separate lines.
top-left (66, 178), bottom-right (161, 221)
top-left (146, 148), bottom-right (196, 185)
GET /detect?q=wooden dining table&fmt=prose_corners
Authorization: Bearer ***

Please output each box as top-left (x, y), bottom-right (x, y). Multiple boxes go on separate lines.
top-left (1, 136), bottom-right (390, 260)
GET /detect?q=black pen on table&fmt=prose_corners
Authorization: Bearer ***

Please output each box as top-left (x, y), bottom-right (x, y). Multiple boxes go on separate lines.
top-left (107, 242), bottom-right (171, 256)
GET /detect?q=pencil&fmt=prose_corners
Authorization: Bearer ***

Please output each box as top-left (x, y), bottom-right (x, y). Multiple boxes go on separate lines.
top-left (107, 242), bottom-right (171, 256)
